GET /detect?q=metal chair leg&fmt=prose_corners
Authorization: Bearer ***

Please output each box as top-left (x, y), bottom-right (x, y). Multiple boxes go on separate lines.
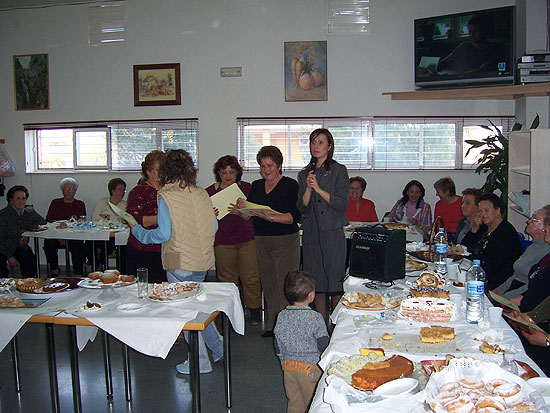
top-left (122, 344), bottom-right (132, 401)
top-left (189, 331), bottom-right (201, 413)
top-left (11, 336), bottom-right (20, 392)
top-left (222, 314), bottom-right (232, 408)
top-left (102, 332), bottom-right (113, 400)
top-left (68, 325), bottom-right (82, 413)
top-left (45, 323), bottom-right (60, 413)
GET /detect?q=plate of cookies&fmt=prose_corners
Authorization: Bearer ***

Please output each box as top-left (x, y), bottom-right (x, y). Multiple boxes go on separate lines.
top-left (341, 292), bottom-right (400, 311)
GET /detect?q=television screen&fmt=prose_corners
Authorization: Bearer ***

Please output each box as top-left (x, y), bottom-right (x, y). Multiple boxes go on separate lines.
top-left (414, 6), bottom-right (515, 89)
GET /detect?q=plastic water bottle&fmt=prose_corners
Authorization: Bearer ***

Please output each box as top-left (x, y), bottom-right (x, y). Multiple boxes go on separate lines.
top-left (433, 228), bottom-right (447, 274)
top-left (466, 259), bottom-right (485, 323)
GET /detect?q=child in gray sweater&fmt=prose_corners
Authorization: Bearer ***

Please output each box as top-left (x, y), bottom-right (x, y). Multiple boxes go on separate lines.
top-left (274, 271), bottom-right (329, 413)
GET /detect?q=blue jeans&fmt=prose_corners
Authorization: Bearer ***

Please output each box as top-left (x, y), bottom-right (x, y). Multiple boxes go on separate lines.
top-left (167, 269), bottom-right (224, 369)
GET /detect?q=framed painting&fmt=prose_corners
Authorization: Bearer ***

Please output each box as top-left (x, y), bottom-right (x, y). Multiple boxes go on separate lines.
top-left (13, 54), bottom-right (49, 110)
top-left (284, 41), bottom-right (327, 102)
top-left (133, 63), bottom-right (181, 106)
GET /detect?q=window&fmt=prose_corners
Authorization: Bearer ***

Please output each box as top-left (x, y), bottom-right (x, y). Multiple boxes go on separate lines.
top-left (237, 116), bottom-right (514, 171)
top-left (25, 119), bottom-right (198, 172)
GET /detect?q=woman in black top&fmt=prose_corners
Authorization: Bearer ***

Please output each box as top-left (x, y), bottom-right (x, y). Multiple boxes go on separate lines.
top-left (473, 194), bottom-right (521, 291)
top-left (236, 146), bottom-right (301, 337)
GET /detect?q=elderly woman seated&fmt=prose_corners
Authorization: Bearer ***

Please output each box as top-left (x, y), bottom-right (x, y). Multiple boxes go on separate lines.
top-left (495, 205), bottom-right (550, 298)
top-left (86, 178), bottom-right (127, 271)
top-left (471, 193), bottom-right (521, 292)
top-left (345, 176), bottom-right (378, 222)
top-left (455, 188), bottom-right (483, 249)
top-left (43, 177), bottom-right (87, 276)
top-left (0, 185), bottom-right (46, 277)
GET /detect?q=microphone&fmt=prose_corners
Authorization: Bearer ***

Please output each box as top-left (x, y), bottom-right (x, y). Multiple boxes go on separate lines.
top-left (310, 156), bottom-right (317, 169)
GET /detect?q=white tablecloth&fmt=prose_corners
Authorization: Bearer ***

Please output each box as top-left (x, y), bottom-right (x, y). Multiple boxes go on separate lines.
top-left (0, 282), bottom-right (244, 359)
top-left (23, 225), bottom-right (130, 244)
top-left (309, 276), bottom-right (546, 412)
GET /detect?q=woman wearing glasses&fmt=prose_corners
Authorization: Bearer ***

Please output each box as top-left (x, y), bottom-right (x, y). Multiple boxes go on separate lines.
top-left (495, 205), bottom-right (550, 298)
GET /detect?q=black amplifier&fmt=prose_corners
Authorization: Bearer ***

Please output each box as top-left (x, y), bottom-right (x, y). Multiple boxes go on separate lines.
top-left (349, 224), bottom-right (406, 281)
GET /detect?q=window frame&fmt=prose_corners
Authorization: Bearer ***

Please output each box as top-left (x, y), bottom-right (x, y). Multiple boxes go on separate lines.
top-left (236, 116), bottom-right (514, 172)
top-left (24, 118), bottom-right (199, 173)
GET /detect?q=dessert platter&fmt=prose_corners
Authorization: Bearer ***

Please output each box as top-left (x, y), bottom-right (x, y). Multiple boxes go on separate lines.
top-left (405, 256), bottom-right (428, 273)
top-left (78, 270), bottom-right (136, 289)
top-left (327, 350), bottom-right (415, 391)
top-left (17, 277), bottom-right (83, 299)
top-left (408, 244), bottom-right (468, 264)
top-left (148, 282), bottom-right (203, 302)
top-left (341, 291), bottom-right (400, 311)
top-left (424, 358), bottom-right (546, 412)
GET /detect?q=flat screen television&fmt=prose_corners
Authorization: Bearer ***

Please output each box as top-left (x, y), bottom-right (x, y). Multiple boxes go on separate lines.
top-left (414, 6), bottom-right (515, 89)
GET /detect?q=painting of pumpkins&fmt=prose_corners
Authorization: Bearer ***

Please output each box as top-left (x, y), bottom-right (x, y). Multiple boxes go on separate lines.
top-left (284, 41), bottom-right (327, 102)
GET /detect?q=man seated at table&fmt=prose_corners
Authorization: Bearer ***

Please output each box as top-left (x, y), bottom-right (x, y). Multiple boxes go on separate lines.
top-left (43, 177), bottom-right (87, 276)
top-left (0, 185), bottom-right (46, 277)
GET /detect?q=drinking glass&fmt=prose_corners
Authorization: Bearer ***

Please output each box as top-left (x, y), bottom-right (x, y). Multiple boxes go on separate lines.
top-left (136, 268), bottom-right (149, 299)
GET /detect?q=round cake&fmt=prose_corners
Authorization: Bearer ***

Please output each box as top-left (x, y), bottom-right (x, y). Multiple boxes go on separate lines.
top-left (351, 355), bottom-right (414, 390)
top-left (16, 278), bottom-right (42, 292)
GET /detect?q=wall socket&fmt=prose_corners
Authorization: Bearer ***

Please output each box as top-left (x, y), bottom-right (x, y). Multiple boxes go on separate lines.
top-left (220, 67), bottom-right (242, 77)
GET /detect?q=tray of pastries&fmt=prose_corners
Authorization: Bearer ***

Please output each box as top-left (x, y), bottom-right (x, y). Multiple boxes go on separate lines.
top-left (341, 292), bottom-right (400, 311)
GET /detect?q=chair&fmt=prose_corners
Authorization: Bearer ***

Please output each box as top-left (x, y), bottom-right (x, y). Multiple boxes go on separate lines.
top-left (518, 232), bottom-right (533, 254)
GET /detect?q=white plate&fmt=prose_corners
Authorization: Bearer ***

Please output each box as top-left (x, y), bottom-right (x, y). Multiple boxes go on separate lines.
top-left (148, 283), bottom-right (203, 302)
top-left (372, 378), bottom-right (418, 398)
top-left (117, 303), bottom-right (148, 312)
top-left (527, 377), bottom-right (550, 398)
top-left (19, 287), bottom-right (82, 299)
top-left (77, 278), bottom-right (136, 289)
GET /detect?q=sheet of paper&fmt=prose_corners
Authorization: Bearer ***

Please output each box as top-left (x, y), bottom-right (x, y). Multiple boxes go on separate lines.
top-left (108, 201), bottom-right (138, 226)
top-left (209, 183), bottom-right (246, 220)
top-left (488, 290), bottom-right (520, 312)
top-left (503, 313), bottom-right (546, 333)
top-left (238, 201), bottom-right (281, 217)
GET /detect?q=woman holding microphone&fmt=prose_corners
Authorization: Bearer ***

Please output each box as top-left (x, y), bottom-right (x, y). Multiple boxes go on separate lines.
top-left (298, 128), bottom-right (350, 323)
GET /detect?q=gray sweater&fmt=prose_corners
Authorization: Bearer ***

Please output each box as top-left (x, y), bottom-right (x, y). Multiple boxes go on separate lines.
top-left (274, 305), bottom-right (329, 365)
top-left (499, 239), bottom-right (550, 298)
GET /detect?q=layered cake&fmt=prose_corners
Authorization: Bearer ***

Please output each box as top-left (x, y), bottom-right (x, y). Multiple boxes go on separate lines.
top-left (410, 286), bottom-right (450, 299)
top-left (351, 355), bottom-right (414, 390)
top-left (399, 297), bottom-right (456, 323)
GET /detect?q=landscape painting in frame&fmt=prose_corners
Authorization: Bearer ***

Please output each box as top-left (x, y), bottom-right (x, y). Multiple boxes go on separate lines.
top-left (133, 63), bottom-right (181, 106)
top-left (284, 41), bottom-right (327, 102)
top-left (13, 54), bottom-right (49, 110)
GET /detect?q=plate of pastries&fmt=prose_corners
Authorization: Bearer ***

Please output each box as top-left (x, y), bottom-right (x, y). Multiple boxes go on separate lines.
top-left (341, 292), bottom-right (400, 311)
top-left (78, 270), bottom-right (136, 288)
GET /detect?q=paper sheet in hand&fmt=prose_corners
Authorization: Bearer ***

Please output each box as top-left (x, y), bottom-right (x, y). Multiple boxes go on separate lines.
top-left (489, 290), bottom-right (520, 312)
top-left (210, 183), bottom-right (246, 220)
top-left (108, 201), bottom-right (138, 226)
top-left (503, 313), bottom-right (547, 333)
top-left (238, 201), bottom-right (281, 217)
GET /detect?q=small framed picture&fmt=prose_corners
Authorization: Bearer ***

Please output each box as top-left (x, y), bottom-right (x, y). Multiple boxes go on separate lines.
top-left (13, 54), bottom-right (49, 110)
top-left (284, 41), bottom-right (327, 102)
top-left (133, 63), bottom-right (181, 106)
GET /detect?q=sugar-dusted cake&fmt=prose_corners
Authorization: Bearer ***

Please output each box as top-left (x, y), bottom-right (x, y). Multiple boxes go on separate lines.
top-left (410, 286), bottom-right (450, 299)
top-left (351, 355), bottom-right (414, 390)
top-left (399, 297), bottom-right (456, 323)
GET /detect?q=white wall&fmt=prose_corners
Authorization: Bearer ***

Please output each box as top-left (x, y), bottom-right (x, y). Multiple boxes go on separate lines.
top-left (0, 0), bottom-right (546, 220)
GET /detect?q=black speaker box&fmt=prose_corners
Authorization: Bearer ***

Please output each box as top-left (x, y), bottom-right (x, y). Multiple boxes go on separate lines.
top-left (349, 224), bottom-right (406, 281)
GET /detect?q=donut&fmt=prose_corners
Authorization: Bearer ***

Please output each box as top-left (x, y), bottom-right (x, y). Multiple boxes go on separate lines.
top-left (443, 396), bottom-right (475, 412)
top-left (485, 379), bottom-right (508, 394)
top-left (100, 273), bottom-right (118, 284)
top-left (120, 275), bottom-right (135, 282)
top-left (459, 379), bottom-right (484, 390)
top-left (493, 383), bottom-right (521, 398)
top-left (440, 382), bottom-right (462, 393)
top-left (438, 390), bottom-right (461, 406)
top-left (88, 271), bottom-right (103, 280)
top-left (103, 269), bottom-right (120, 276)
top-left (475, 396), bottom-right (506, 411)
top-left (476, 408), bottom-right (502, 413)
top-left (510, 401), bottom-right (536, 411)
top-left (16, 278), bottom-right (42, 292)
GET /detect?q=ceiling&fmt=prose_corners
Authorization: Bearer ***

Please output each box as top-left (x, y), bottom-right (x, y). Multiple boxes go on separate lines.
top-left (0, 0), bottom-right (121, 11)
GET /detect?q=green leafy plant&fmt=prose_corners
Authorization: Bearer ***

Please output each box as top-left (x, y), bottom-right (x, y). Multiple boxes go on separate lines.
top-left (465, 114), bottom-right (539, 216)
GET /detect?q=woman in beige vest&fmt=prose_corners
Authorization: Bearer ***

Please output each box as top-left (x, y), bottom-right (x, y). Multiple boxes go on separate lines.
top-left (130, 149), bottom-right (222, 375)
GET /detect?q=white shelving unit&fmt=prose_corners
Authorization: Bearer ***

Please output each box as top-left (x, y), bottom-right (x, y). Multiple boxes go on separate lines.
top-left (507, 129), bottom-right (550, 234)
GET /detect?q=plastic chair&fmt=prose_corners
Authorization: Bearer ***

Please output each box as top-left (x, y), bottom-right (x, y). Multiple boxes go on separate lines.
top-left (518, 232), bottom-right (532, 254)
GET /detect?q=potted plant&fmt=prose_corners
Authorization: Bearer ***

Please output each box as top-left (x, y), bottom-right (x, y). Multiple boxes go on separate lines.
top-left (465, 114), bottom-right (539, 217)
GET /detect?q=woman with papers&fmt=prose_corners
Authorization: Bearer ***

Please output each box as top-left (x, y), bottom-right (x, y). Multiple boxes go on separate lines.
top-left (206, 155), bottom-right (262, 326)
